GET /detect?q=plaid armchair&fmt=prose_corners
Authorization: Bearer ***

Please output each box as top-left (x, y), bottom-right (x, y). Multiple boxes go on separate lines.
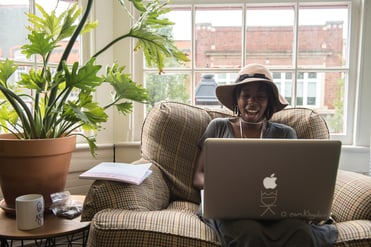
top-left (82, 101), bottom-right (371, 247)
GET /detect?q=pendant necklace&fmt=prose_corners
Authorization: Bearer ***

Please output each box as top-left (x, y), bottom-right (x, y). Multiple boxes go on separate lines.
top-left (239, 118), bottom-right (266, 139)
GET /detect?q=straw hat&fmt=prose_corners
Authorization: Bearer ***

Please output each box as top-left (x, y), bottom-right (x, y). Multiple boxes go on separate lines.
top-left (215, 63), bottom-right (288, 113)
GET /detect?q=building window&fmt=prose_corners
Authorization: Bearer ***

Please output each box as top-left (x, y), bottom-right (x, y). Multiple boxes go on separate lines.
top-left (296, 72), bottom-right (319, 107)
top-left (142, 0), bottom-right (356, 142)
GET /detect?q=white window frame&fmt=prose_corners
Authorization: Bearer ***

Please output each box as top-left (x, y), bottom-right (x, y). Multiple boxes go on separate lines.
top-left (128, 0), bottom-right (368, 147)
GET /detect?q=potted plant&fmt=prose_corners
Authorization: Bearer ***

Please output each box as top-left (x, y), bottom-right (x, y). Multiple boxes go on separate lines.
top-left (0, 0), bottom-right (188, 212)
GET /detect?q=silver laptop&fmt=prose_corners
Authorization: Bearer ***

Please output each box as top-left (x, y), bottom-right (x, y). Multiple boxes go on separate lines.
top-left (202, 138), bottom-right (341, 221)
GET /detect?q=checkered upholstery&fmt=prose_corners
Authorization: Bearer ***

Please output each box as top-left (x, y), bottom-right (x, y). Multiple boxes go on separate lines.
top-left (83, 101), bottom-right (371, 247)
top-left (81, 163), bottom-right (170, 222)
top-left (140, 102), bottom-right (231, 204)
top-left (332, 170), bottom-right (371, 222)
top-left (271, 107), bottom-right (330, 139)
top-left (87, 202), bottom-right (218, 247)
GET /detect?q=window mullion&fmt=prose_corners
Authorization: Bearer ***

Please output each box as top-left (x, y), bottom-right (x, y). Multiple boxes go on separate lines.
top-left (242, 3), bottom-right (246, 66)
top-left (191, 4), bottom-right (196, 105)
top-left (29, 0), bottom-right (37, 70)
top-left (292, 2), bottom-right (299, 108)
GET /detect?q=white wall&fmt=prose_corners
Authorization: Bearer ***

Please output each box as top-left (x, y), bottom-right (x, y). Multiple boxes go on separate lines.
top-left (347, 0), bottom-right (371, 175)
top-left (64, 143), bottom-right (140, 195)
top-left (65, 145), bottom-right (114, 195)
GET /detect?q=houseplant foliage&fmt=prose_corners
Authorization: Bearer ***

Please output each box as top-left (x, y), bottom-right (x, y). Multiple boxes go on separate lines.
top-left (0, 0), bottom-right (189, 156)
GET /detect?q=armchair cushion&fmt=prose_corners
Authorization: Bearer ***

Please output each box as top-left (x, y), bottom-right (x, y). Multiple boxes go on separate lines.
top-left (331, 170), bottom-right (371, 246)
top-left (332, 170), bottom-right (371, 222)
top-left (140, 102), bottom-right (231, 204)
top-left (335, 220), bottom-right (371, 245)
top-left (271, 107), bottom-right (329, 139)
top-left (87, 201), bottom-right (219, 247)
top-left (81, 163), bottom-right (169, 221)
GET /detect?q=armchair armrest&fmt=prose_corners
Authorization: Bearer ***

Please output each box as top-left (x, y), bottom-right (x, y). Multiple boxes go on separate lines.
top-left (331, 170), bottom-right (371, 222)
top-left (81, 161), bottom-right (170, 221)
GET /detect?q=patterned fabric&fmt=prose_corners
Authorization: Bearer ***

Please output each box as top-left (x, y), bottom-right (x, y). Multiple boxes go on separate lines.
top-left (335, 220), bottom-right (371, 246)
top-left (332, 170), bottom-right (371, 222)
top-left (84, 101), bottom-right (371, 247)
top-left (271, 107), bottom-right (329, 139)
top-left (140, 102), bottom-right (230, 204)
top-left (81, 163), bottom-right (169, 221)
top-left (87, 201), bottom-right (219, 247)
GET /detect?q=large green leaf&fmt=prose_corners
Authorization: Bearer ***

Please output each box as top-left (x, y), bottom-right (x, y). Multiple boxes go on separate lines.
top-left (93, 0), bottom-right (189, 72)
top-left (21, 31), bottom-right (57, 60)
top-left (57, 4), bottom-right (81, 40)
top-left (62, 90), bottom-right (108, 128)
top-left (104, 64), bottom-right (148, 112)
top-left (19, 69), bottom-right (47, 91)
top-left (0, 59), bottom-right (17, 87)
top-left (63, 59), bottom-right (103, 91)
top-left (130, 0), bottom-right (189, 71)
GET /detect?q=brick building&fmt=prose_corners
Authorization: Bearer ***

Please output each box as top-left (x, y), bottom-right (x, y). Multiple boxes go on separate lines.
top-left (193, 21), bottom-right (344, 111)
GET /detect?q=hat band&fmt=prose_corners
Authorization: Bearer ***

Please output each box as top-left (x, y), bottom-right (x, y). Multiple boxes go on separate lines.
top-left (237, 73), bottom-right (271, 82)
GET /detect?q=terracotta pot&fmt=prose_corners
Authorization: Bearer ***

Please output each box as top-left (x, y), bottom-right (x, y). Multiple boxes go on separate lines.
top-left (0, 134), bottom-right (76, 212)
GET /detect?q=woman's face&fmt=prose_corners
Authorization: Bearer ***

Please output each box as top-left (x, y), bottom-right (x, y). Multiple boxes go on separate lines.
top-left (237, 82), bottom-right (268, 123)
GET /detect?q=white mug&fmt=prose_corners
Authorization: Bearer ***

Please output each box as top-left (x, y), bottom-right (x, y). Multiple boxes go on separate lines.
top-left (16, 194), bottom-right (44, 230)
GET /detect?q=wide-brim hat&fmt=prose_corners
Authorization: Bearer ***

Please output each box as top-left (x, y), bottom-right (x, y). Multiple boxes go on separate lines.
top-left (215, 63), bottom-right (288, 113)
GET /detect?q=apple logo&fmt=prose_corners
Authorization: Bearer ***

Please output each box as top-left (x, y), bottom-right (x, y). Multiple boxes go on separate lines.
top-left (263, 173), bottom-right (278, 189)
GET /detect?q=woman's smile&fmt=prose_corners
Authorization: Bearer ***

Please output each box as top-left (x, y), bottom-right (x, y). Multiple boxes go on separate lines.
top-left (241, 108), bottom-right (262, 122)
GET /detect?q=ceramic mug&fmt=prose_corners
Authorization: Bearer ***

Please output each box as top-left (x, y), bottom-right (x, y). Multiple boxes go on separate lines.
top-left (16, 194), bottom-right (44, 230)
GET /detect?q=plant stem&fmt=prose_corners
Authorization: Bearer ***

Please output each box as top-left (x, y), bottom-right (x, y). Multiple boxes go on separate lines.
top-left (0, 85), bottom-right (36, 137)
top-left (48, 0), bottom-right (94, 107)
top-left (93, 33), bottom-right (130, 58)
top-left (57, 0), bottom-right (94, 72)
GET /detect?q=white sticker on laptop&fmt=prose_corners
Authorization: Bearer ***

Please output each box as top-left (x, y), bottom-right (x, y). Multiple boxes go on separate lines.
top-left (260, 173), bottom-right (278, 216)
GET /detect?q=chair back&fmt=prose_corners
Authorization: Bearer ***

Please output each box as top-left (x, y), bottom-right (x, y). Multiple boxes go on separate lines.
top-left (271, 107), bottom-right (330, 139)
top-left (141, 101), bottom-right (329, 203)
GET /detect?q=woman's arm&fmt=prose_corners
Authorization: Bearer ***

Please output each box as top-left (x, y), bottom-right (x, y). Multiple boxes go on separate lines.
top-left (193, 118), bottom-right (230, 190)
top-left (193, 150), bottom-right (205, 190)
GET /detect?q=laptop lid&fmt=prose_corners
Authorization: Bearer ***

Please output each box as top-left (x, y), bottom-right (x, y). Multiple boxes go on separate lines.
top-left (202, 138), bottom-right (341, 221)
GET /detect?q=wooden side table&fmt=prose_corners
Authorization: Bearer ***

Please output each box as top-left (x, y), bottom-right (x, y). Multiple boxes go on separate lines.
top-left (0, 195), bottom-right (90, 247)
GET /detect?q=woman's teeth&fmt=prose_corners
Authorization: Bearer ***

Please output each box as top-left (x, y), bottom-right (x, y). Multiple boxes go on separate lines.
top-left (247, 109), bottom-right (258, 114)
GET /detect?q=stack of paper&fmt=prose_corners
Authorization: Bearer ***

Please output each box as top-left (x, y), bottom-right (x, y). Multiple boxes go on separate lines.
top-left (79, 162), bottom-right (152, 185)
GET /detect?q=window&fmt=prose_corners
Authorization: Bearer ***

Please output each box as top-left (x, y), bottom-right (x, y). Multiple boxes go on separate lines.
top-left (0, 0), bottom-right (80, 66)
top-left (0, 0), bottom-right (81, 133)
top-left (141, 0), bottom-right (359, 144)
top-left (0, 0), bottom-right (81, 85)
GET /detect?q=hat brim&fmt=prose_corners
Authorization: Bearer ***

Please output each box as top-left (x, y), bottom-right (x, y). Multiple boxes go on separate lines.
top-left (215, 78), bottom-right (288, 113)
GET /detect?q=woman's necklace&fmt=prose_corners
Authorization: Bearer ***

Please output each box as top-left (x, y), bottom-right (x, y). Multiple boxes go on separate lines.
top-left (239, 118), bottom-right (266, 139)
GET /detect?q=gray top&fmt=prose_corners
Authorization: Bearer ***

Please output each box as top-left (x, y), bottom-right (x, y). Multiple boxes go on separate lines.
top-left (199, 118), bottom-right (297, 148)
